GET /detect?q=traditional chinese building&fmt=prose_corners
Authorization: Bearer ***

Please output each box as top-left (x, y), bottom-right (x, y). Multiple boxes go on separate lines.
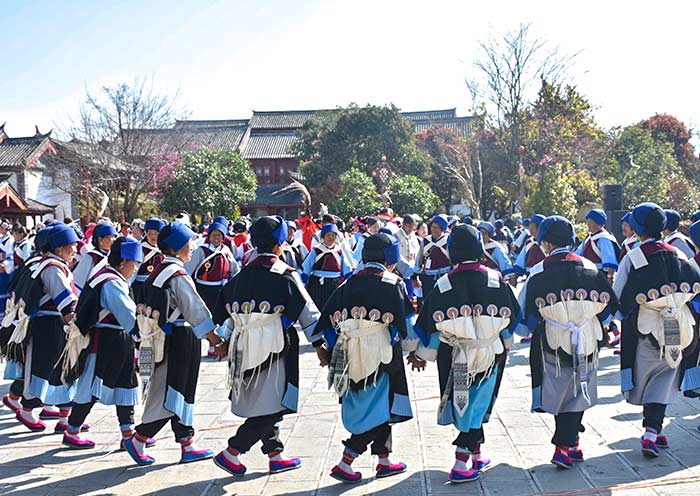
top-left (0, 124), bottom-right (74, 225)
top-left (167, 108), bottom-right (476, 217)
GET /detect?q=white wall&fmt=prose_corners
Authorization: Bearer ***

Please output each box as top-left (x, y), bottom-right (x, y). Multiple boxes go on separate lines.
top-left (25, 165), bottom-right (73, 221)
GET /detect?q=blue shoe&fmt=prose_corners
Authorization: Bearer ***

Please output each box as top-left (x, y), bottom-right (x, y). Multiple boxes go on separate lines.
top-left (181, 446), bottom-right (215, 464)
top-left (641, 438), bottom-right (659, 457)
top-left (375, 462), bottom-right (407, 478)
top-left (123, 436), bottom-right (155, 466)
top-left (472, 456), bottom-right (491, 471)
top-left (213, 451), bottom-right (247, 477)
top-left (270, 457), bottom-right (302, 474)
top-left (551, 448), bottom-right (573, 469)
top-left (448, 468), bottom-right (479, 483)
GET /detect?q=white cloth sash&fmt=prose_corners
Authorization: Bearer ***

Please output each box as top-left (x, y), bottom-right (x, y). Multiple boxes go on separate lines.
top-left (637, 293), bottom-right (695, 369)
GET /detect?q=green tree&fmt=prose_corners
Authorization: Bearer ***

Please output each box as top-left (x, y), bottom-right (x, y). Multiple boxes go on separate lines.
top-left (328, 168), bottom-right (382, 221)
top-left (387, 175), bottom-right (441, 218)
top-left (610, 125), bottom-right (678, 208)
top-left (525, 163), bottom-right (577, 219)
top-left (161, 148), bottom-right (256, 220)
top-left (294, 104), bottom-right (431, 207)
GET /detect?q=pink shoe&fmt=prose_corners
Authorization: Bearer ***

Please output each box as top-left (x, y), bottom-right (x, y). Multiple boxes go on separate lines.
top-left (2, 395), bottom-right (20, 414)
top-left (472, 456), bottom-right (491, 471)
top-left (330, 465), bottom-right (362, 484)
top-left (16, 411), bottom-right (46, 432)
top-left (123, 436), bottom-right (156, 466)
top-left (213, 450), bottom-right (247, 477)
top-left (62, 432), bottom-right (96, 449)
top-left (39, 407), bottom-right (61, 420)
top-left (270, 457), bottom-right (302, 474)
top-left (375, 462), bottom-right (407, 478)
top-left (180, 444), bottom-right (214, 464)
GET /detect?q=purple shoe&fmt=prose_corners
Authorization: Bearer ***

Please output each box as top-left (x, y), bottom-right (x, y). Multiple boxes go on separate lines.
top-left (330, 465), bottom-right (362, 484)
top-left (472, 456), bottom-right (491, 471)
top-left (520, 335), bottom-right (532, 343)
top-left (62, 432), bottom-right (96, 450)
top-left (123, 436), bottom-right (155, 466)
top-left (213, 451), bottom-right (247, 477)
top-left (54, 423), bottom-right (89, 434)
top-left (376, 462), bottom-right (407, 478)
top-left (641, 438), bottom-right (659, 457)
top-left (449, 468), bottom-right (479, 483)
top-left (551, 448), bottom-right (573, 469)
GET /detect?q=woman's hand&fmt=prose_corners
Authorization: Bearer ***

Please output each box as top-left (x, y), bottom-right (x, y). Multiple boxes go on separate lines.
top-left (406, 351), bottom-right (426, 372)
top-left (315, 345), bottom-right (331, 367)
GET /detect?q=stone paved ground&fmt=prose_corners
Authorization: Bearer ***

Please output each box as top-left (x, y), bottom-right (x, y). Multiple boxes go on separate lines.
top-left (1, 340), bottom-right (700, 496)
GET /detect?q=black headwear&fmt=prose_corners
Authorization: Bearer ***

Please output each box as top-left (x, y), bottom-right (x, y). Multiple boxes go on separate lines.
top-left (250, 216), bottom-right (287, 253)
top-left (447, 224), bottom-right (483, 264)
top-left (362, 233), bottom-right (400, 266)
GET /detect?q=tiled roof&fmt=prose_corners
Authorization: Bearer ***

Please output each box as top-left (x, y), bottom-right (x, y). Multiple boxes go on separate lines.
top-left (174, 119), bottom-right (249, 129)
top-left (124, 126), bottom-right (248, 155)
top-left (413, 116), bottom-right (477, 138)
top-left (249, 111), bottom-right (320, 130)
top-left (0, 134), bottom-right (52, 168)
top-left (244, 183), bottom-right (303, 206)
top-left (402, 109), bottom-right (457, 122)
top-left (240, 131), bottom-right (298, 160)
top-left (26, 196), bottom-right (56, 212)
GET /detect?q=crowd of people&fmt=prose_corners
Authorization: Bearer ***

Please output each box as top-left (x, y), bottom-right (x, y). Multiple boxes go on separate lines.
top-left (0, 202), bottom-right (699, 485)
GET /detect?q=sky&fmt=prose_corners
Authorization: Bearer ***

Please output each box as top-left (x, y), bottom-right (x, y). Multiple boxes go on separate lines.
top-left (1, 0), bottom-right (699, 138)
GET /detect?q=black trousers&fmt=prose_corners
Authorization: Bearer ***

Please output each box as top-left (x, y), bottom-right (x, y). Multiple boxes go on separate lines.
top-left (643, 403), bottom-right (667, 433)
top-left (552, 411), bottom-right (585, 447)
top-left (136, 415), bottom-right (194, 441)
top-left (343, 422), bottom-right (392, 456)
top-left (68, 401), bottom-right (134, 428)
top-left (228, 412), bottom-right (284, 454)
top-left (453, 427), bottom-right (484, 452)
top-left (10, 380), bottom-right (23, 397)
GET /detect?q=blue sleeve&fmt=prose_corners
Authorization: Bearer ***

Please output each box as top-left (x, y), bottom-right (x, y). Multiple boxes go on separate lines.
top-left (341, 253), bottom-right (353, 279)
top-left (425, 330), bottom-right (440, 350)
top-left (101, 279), bottom-right (137, 331)
top-left (598, 238), bottom-right (618, 270)
top-left (514, 279), bottom-right (535, 336)
top-left (574, 242), bottom-right (585, 256)
top-left (301, 249), bottom-right (315, 281)
top-left (495, 247), bottom-right (514, 276)
top-left (352, 236), bottom-right (365, 263)
top-left (514, 244), bottom-right (527, 275)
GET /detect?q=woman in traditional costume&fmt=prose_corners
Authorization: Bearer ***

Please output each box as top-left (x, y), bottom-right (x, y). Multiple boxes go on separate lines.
top-left (414, 224), bottom-right (520, 483)
top-left (210, 215), bottom-right (321, 478)
top-left (519, 216), bottom-right (618, 468)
